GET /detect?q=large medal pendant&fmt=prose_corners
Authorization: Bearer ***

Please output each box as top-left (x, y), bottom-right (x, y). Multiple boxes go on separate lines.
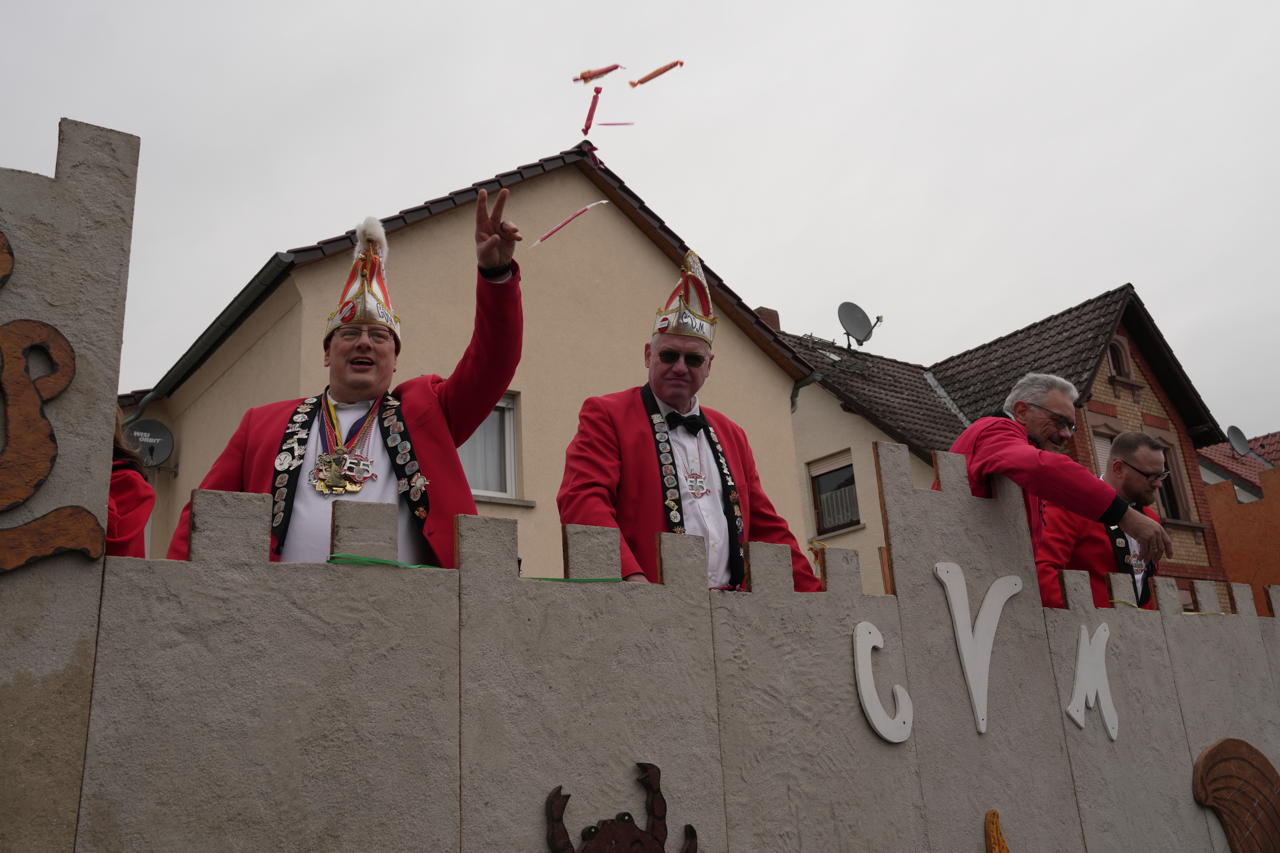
top-left (312, 451), bottom-right (376, 495)
top-left (685, 471), bottom-right (710, 499)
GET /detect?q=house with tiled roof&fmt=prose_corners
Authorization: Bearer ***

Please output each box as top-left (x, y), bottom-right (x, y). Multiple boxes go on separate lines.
top-left (123, 141), bottom-right (822, 575)
top-left (779, 285), bottom-right (1230, 604)
top-left (1198, 430), bottom-right (1279, 500)
top-left (1198, 430), bottom-right (1280, 613)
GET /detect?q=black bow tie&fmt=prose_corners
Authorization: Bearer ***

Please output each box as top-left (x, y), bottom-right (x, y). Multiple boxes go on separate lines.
top-left (665, 410), bottom-right (706, 436)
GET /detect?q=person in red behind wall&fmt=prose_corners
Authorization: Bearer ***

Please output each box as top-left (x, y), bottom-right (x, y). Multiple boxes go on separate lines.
top-left (167, 189), bottom-right (522, 567)
top-left (1036, 431), bottom-right (1169, 609)
top-left (108, 410), bottom-right (156, 558)
top-left (557, 250), bottom-right (822, 593)
top-left (947, 372), bottom-right (1173, 573)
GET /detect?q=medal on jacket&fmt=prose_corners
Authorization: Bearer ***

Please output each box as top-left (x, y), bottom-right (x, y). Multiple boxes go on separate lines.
top-left (311, 394), bottom-right (380, 495)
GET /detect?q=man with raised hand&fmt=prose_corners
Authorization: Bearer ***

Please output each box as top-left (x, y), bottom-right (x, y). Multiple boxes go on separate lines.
top-left (168, 189), bottom-right (522, 568)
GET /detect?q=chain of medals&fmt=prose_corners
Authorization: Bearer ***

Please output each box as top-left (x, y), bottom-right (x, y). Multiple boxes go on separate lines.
top-left (311, 394), bottom-right (382, 495)
top-left (671, 431), bottom-right (711, 499)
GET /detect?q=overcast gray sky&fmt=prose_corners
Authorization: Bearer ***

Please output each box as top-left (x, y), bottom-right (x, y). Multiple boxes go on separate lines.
top-left (4, 0), bottom-right (1277, 435)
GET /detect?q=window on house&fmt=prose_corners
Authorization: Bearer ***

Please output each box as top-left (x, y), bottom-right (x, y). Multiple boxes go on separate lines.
top-left (1108, 340), bottom-right (1130, 377)
top-left (1146, 435), bottom-right (1189, 521)
top-left (458, 393), bottom-right (517, 497)
top-left (1091, 432), bottom-right (1116, 477)
top-left (809, 452), bottom-right (859, 534)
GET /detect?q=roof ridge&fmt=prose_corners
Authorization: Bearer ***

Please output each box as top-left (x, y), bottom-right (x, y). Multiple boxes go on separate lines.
top-left (778, 329), bottom-right (931, 370)
top-left (929, 283), bottom-right (1133, 370)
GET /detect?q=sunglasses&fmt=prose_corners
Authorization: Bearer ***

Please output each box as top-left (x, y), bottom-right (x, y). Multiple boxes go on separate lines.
top-left (1120, 458), bottom-right (1171, 483)
top-left (1025, 401), bottom-right (1078, 434)
top-left (657, 349), bottom-right (708, 368)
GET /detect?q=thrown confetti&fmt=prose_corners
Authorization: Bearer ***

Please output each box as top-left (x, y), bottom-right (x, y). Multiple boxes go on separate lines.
top-left (573, 64), bottom-right (623, 83)
top-left (581, 86), bottom-right (603, 136)
top-left (630, 60), bottom-right (683, 87)
top-left (532, 200), bottom-right (610, 246)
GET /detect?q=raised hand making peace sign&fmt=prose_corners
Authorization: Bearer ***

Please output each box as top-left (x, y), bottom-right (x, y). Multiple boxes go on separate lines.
top-left (475, 187), bottom-right (522, 270)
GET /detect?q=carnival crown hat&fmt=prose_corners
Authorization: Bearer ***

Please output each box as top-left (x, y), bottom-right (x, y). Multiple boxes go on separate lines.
top-left (324, 216), bottom-right (402, 345)
top-left (652, 250), bottom-right (716, 344)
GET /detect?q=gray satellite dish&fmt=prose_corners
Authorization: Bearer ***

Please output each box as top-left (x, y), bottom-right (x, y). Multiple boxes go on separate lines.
top-left (1226, 425), bottom-right (1251, 457)
top-left (837, 302), bottom-right (883, 348)
top-left (127, 419), bottom-right (174, 467)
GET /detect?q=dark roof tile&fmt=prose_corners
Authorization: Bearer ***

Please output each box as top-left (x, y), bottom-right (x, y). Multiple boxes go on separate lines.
top-left (781, 332), bottom-right (967, 454)
top-left (930, 286), bottom-right (1131, 419)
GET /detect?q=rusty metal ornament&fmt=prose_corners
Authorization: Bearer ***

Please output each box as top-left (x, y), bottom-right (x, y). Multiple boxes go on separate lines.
top-left (984, 809), bottom-right (1012, 853)
top-left (545, 763), bottom-right (697, 853)
top-left (0, 233), bottom-right (105, 571)
top-left (0, 230), bottom-right (13, 288)
top-left (1193, 738), bottom-right (1280, 852)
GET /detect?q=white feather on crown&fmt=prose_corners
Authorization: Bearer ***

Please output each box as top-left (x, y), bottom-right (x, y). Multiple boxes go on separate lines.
top-left (354, 216), bottom-right (387, 261)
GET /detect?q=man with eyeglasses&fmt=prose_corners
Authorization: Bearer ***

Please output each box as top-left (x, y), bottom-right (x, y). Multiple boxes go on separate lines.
top-left (557, 251), bottom-right (822, 592)
top-left (947, 373), bottom-right (1173, 570)
top-left (1035, 431), bottom-right (1168, 608)
top-left (167, 189), bottom-right (523, 567)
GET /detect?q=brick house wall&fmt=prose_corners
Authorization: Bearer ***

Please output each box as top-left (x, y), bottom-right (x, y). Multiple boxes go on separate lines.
top-left (1076, 320), bottom-right (1224, 598)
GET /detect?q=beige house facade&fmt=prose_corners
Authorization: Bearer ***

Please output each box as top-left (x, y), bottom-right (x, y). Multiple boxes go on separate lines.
top-left (128, 143), bottom-right (834, 578)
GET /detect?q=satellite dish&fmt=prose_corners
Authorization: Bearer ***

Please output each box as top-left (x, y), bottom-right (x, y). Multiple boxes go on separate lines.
top-left (837, 302), bottom-right (884, 347)
top-left (1226, 425), bottom-right (1251, 457)
top-left (126, 419), bottom-right (174, 467)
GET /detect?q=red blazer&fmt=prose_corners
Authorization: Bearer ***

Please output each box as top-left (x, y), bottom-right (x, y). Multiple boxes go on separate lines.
top-left (557, 387), bottom-right (822, 592)
top-left (166, 269), bottom-right (522, 567)
top-left (1036, 501), bottom-right (1160, 609)
top-left (948, 417), bottom-right (1126, 549)
top-left (107, 461), bottom-right (156, 558)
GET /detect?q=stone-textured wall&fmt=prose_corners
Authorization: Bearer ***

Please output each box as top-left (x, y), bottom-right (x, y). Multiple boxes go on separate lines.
top-left (58, 445), bottom-right (1280, 851)
top-left (0, 120), bottom-right (139, 852)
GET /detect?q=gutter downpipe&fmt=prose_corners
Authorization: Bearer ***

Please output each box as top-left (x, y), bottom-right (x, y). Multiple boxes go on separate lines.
top-left (791, 372), bottom-right (822, 413)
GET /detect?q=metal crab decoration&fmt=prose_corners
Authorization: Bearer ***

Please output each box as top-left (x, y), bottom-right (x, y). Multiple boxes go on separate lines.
top-left (546, 762), bottom-right (697, 852)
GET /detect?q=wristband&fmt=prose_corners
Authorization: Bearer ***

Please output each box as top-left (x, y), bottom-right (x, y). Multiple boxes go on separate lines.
top-left (1099, 495), bottom-right (1130, 526)
top-left (478, 262), bottom-right (513, 280)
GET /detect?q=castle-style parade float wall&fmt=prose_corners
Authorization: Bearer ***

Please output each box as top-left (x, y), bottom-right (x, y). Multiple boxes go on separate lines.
top-left (4, 121), bottom-right (1279, 853)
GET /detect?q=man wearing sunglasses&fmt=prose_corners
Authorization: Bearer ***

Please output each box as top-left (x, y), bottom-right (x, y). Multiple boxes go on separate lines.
top-left (1035, 431), bottom-right (1167, 609)
top-left (168, 189), bottom-right (523, 568)
top-left (557, 252), bottom-right (822, 592)
top-left (948, 373), bottom-right (1173, 570)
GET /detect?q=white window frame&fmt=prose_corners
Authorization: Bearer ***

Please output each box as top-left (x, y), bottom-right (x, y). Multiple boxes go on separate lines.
top-left (461, 393), bottom-right (518, 500)
top-left (808, 450), bottom-right (860, 535)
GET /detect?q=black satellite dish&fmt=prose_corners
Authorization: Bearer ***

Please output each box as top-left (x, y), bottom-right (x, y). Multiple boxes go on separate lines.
top-left (126, 419), bottom-right (174, 467)
top-left (1226, 425), bottom-right (1251, 457)
top-left (837, 302), bottom-right (883, 348)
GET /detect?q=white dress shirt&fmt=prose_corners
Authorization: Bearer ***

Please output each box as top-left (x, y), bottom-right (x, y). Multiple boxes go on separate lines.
top-left (281, 394), bottom-right (432, 565)
top-left (655, 396), bottom-right (731, 588)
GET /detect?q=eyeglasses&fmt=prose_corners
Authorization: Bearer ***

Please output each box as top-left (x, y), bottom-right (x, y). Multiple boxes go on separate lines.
top-left (1025, 401), bottom-right (1078, 434)
top-left (1120, 458), bottom-right (1171, 483)
top-left (335, 327), bottom-right (393, 345)
top-left (657, 349), bottom-right (708, 368)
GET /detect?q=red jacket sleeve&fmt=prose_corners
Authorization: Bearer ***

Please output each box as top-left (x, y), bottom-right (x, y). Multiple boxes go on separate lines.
top-left (967, 419), bottom-right (1120, 522)
top-left (1033, 500), bottom-right (1087, 608)
top-left (107, 466), bottom-right (156, 558)
top-left (433, 266), bottom-right (523, 447)
top-left (557, 396), bottom-right (647, 580)
top-left (165, 408), bottom-right (254, 560)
